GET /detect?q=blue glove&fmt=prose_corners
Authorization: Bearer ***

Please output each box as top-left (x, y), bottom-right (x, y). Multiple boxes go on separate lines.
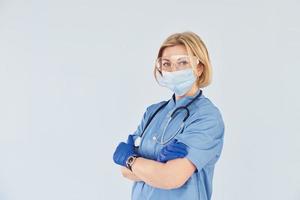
top-left (157, 139), bottom-right (188, 163)
top-left (127, 134), bottom-right (134, 146)
top-left (127, 134), bottom-right (141, 156)
top-left (113, 135), bottom-right (135, 167)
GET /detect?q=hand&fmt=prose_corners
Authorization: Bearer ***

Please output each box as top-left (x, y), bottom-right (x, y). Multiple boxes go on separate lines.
top-left (113, 135), bottom-right (135, 167)
top-left (127, 134), bottom-right (141, 157)
top-left (157, 139), bottom-right (188, 163)
top-left (127, 134), bottom-right (134, 146)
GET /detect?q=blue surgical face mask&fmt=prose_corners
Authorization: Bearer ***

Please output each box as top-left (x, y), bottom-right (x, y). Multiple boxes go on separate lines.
top-left (156, 68), bottom-right (197, 96)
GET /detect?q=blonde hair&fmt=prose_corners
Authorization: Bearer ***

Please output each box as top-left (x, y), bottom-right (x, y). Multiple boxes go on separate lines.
top-left (154, 31), bottom-right (212, 88)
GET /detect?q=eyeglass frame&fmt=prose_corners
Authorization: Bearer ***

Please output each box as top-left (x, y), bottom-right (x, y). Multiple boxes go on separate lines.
top-left (154, 54), bottom-right (201, 73)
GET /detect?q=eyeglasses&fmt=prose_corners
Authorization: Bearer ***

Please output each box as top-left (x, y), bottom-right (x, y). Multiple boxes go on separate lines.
top-left (155, 55), bottom-right (200, 72)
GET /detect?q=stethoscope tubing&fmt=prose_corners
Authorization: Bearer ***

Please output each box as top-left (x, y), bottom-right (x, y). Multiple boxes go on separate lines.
top-left (136, 90), bottom-right (202, 147)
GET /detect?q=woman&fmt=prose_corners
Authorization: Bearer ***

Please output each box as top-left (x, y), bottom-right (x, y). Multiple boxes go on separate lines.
top-left (113, 31), bottom-right (225, 200)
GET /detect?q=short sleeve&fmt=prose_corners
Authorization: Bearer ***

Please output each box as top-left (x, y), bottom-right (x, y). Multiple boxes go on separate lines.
top-left (176, 109), bottom-right (225, 171)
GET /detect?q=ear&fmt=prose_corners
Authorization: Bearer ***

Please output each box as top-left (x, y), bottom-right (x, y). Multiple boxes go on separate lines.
top-left (195, 63), bottom-right (204, 77)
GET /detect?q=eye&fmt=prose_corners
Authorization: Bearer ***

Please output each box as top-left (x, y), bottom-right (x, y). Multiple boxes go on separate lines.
top-left (177, 60), bottom-right (189, 67)
top-left (162, 62), bottom-right (171, 67)
top-left (179, 60), bottom-right (188, 65)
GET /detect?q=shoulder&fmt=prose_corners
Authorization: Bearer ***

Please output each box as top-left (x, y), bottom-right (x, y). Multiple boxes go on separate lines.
top-left (189, 94), bottom-right (225, 132)
top-left (145, 100), bottom-right (168, 115)
top-left (195, 94), bottom-right (223, 118)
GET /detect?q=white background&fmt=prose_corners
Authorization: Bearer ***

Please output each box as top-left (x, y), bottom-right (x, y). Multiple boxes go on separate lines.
top-left (0, 0), bottom-right (299, 199)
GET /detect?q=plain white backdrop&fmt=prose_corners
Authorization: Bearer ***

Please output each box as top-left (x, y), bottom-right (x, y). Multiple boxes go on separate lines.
top-left (0, 0), bottom-right (299, 199)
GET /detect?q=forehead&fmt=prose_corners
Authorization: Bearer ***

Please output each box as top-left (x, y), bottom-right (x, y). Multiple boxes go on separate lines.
top-left (161, 45), bottom-right (188, 57)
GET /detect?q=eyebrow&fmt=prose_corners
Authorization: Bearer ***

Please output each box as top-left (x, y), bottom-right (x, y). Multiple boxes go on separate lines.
top-left (161, 55), bottom-right (189, 60)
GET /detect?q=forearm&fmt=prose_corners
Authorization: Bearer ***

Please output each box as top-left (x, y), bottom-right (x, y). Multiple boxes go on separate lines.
top-left (121, 167), bottom-right (142, 182)
top-left (131, 157), bottom-right (189, 189)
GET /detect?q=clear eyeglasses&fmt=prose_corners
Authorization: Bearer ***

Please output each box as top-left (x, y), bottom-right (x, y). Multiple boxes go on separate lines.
top-left (155, 55), bottom-right (200, 72)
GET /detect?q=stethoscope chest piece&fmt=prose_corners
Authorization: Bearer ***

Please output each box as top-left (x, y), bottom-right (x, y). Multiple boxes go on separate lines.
top-left (134, 136), bottom-right (142, 147)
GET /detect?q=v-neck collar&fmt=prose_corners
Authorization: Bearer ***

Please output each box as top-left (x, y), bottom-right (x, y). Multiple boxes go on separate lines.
top-left (166, 88), bottom-right (203, 110)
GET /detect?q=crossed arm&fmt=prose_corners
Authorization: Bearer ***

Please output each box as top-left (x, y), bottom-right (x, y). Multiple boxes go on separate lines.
top-left (121, 157), bottom-right (196, 189)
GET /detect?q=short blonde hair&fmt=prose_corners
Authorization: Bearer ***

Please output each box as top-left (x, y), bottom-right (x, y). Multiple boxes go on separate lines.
top-left (154, 31), bottom-right (212, 88)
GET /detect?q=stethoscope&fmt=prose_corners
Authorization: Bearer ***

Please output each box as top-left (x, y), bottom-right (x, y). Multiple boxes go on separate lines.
top-left (134, 90), bottom-right (202, 147)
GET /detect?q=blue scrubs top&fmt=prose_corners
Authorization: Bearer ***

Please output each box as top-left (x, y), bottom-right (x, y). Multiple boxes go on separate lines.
top-left (131, 89), bottom-right (225, 200)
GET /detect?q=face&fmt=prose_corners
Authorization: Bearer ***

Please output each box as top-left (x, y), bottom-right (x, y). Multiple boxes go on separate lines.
top-left (161, 45), bottom-right (203, 76)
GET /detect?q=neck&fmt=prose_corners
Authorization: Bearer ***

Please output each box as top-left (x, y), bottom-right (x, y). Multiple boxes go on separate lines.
top-left (175, 85), bottom-right (199, 100)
